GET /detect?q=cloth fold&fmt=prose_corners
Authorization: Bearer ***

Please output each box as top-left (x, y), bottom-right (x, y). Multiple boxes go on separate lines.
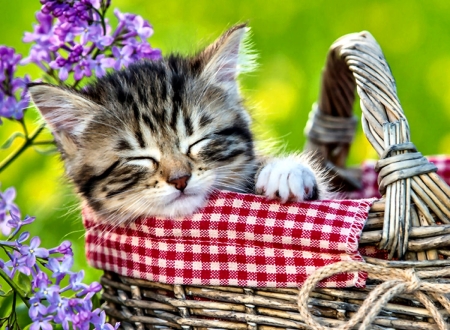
top-left (84, 191), bottom-right (374, 288)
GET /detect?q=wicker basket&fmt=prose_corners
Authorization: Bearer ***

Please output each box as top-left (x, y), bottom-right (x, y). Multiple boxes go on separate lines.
top-left (99, 32), bottom-right (450, 329)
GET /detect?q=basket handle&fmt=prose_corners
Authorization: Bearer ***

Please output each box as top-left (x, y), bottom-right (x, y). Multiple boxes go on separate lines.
top-left (305, 31), bottom-right (450, 259)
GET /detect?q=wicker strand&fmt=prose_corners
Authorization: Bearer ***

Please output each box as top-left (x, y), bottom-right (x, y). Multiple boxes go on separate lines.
top-left (327, 31), bottom-right (450, 258)
top-left (305, 104), bottom-right (358, 144)
top-left (297, 261), bottom-right (450, 330)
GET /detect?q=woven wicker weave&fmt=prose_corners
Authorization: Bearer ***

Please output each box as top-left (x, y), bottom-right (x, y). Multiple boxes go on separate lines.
top-left (99, 31), bottom-right (450, 329)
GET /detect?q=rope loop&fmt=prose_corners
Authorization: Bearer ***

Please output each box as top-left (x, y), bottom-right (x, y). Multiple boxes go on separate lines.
top-left (297, 261), bottom-right (450, 330)
top-left (403, 268), bottom-right (421, 293)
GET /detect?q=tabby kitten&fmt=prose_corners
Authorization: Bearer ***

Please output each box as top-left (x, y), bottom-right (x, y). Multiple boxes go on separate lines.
top-left (28, 24), bottom-right (328, 223)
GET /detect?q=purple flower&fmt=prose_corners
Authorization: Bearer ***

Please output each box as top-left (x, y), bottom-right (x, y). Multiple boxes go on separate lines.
top-left (80, 24), bottom-right (113, 50)
top-left (29, 296), bottom-right (48, 319)
top-left (48, 240), bottom-right (73, 256)
top-left (77, 281), bottom-right (102, 300)
top-left (0, 187), bottom-right (19, 235)
top-left (7, 211), bottom-right (35, 238)
top-left (0, 47), bottom-right (30, 122)
top-left (90, 55), bottom-right (115, 77)
top-left (23, 12), bottom-right (53, 45)
top-left (47, 292), bottom-right (69, 323)
top-left (113, 9), bottom-right (153, 39)
top-left (4, 251), bottom-right (31, 277)
top-left (71, 310), bottom-right (93, 329)
top-left (30, 315), bottom-right (53, 330)
top-left (17, 230), bottom-right (30, 244)
top-left (46, 255), bottom-right (73, 282)
top-left (32, 270), bottom-right (51, 290)
top-left (92, 310), bottom-right (119, 330)
top-left (131, 16), bottom-right (153, 39)
top-left (67, 270), bottom-right (87, 292)
top-left (112, 45), bottom-right (134, 70)
top-left (134, 42), bottom-right (162, 61)
top-left (74, 59), bottom-right (92, 80)
top-left (0, 220), bottom-right (11, 236)
top-left (20, 237), bottom-right (50, 267)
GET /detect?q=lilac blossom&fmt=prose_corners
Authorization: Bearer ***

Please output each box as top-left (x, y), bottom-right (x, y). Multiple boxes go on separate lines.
top-left (30, 316), bottom-right (53, 330)
top-left (92, 310), bottom-right (119, 330)
top-left (20, 236), bottom-right (50, 267)
top-left (4, 250), bottom-right (31, 277)
top-left (1, 188), bottom-right (19, 212)
top-left (112, 45), bottom-right (134, 70)
top-left (1, 0), bottom-right (163, 328)
top-left (0, 186), bottom-right (115, 329)
top-left (89, 54), bottom-right (115, 77)
top-left (23, 0), bottom-right (161, 83)
top-left (0, 46), bottom-right (30, 122)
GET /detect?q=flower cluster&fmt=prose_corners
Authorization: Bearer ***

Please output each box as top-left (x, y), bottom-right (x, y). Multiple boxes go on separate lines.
top-left (1, 0), bottom-right (163, 327)
top-left (23, 0), bottom-right (161, 83)
top-left (0, 186), bottom-right (118, 330)
top-left (0, 46), bottom-right (30, 122)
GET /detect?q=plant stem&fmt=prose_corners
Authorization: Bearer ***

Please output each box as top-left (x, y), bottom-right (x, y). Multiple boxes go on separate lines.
top-left (0, 268), bottom-right (30, 308)
top-left (32, 140), bottom-right (55, 146)
top-left (19, 119), bottom-right (28, 136)
top-left (0, 123), bottom-right (46, 173)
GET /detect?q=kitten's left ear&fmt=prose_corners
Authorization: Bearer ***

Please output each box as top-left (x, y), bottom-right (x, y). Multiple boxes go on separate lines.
top-left (199, 23), bottom-right (256, 89)
top-left (28, 83), bottom-right (100, 155)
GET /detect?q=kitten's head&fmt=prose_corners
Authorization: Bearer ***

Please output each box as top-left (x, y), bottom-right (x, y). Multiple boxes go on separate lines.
top-left (29, 24), bottom-right (257, 222)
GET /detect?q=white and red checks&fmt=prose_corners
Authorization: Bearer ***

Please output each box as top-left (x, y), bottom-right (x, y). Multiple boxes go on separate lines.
top-left (83, 156), bottom-right (450, 289)
top-left (84, 191), bottom-right (373, 288)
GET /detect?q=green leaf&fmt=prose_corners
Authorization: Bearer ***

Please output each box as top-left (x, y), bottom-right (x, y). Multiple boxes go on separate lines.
top-left (16, 273), bottom-right (31, 298)
top-left (52, 324), bottom-right (64, 330)
top-left (91, 292), bottom-right (101, 309)
top-left (0, 132), bottom-right (25, 150)
top-left (32, 146), bottom-right (58, 155)
top-left (0, 289), bottom-right (12, 297)
top-left (15, 302), bottom-right (32, 328)
top-left (0, 293), bottom-right (14, 318)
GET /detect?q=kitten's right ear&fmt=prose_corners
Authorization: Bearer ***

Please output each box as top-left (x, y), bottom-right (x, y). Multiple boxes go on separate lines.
top-left (28, 83), bottom-right (98, 150)
top-left (199, 24), bottom-right (256, 90)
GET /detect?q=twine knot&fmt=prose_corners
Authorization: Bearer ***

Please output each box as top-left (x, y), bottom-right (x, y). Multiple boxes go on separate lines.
top-left (403, 268), bottom-right (421, 293)
top-left (297, 261), bottom-right (450, 330)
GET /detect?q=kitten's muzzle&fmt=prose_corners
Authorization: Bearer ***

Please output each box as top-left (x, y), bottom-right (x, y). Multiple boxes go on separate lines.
top-left (169, 175), bottom-right (191, 192)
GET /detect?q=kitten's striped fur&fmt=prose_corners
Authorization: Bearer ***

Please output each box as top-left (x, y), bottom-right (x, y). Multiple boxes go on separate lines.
top-left (29, 24), bottom-right (328, 223)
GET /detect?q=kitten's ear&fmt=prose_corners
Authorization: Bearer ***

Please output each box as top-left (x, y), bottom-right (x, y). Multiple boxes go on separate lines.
top-left (28, 83), bottom-right (98, 151)
top-left (199, 24), bottom-right (256, 88)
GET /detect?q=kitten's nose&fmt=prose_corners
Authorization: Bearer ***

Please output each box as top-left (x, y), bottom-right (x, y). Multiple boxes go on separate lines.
top-left (168, 175), bottom-right (190, 192)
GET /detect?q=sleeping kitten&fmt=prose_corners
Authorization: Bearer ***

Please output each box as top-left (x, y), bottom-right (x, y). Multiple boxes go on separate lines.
top-left (28, 24), bottom-right (328, 222)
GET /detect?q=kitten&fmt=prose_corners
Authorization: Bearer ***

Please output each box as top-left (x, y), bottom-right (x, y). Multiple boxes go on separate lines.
top-left (28, 24), bottom-right (329, 223)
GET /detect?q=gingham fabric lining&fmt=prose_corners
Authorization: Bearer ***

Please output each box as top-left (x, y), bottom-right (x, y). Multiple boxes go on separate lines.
top-left (84, 192), bottom-right (374, 288)
top-left (83, 156), bottom-right (450, 288)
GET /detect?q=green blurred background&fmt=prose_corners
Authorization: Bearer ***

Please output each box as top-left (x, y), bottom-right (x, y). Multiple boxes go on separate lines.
top-left (1, 0), bottom-right (450, 283)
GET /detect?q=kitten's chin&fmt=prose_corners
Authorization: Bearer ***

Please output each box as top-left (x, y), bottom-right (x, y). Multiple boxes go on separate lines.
top-left (152, 192), bottom-right (208, 219)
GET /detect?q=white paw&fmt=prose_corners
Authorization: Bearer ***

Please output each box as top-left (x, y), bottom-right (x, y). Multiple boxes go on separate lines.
top-left (255, 158), bottom-right (318, 202)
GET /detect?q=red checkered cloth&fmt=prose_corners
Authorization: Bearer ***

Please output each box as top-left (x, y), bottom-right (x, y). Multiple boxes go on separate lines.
top-left (83, 156), bottom-right (450, 288)
top-left (83, 193), bottom-right (373, 288)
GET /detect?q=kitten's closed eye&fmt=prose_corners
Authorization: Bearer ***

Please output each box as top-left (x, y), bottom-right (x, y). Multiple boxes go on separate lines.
top-left (126, 157), bottom-right (157, 169)
top-left (187, 138), bottom-right (211, 158)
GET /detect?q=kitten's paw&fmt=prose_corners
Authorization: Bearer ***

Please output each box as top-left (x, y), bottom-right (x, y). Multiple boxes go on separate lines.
top-left (255, 159), bottom-right (319, 202)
